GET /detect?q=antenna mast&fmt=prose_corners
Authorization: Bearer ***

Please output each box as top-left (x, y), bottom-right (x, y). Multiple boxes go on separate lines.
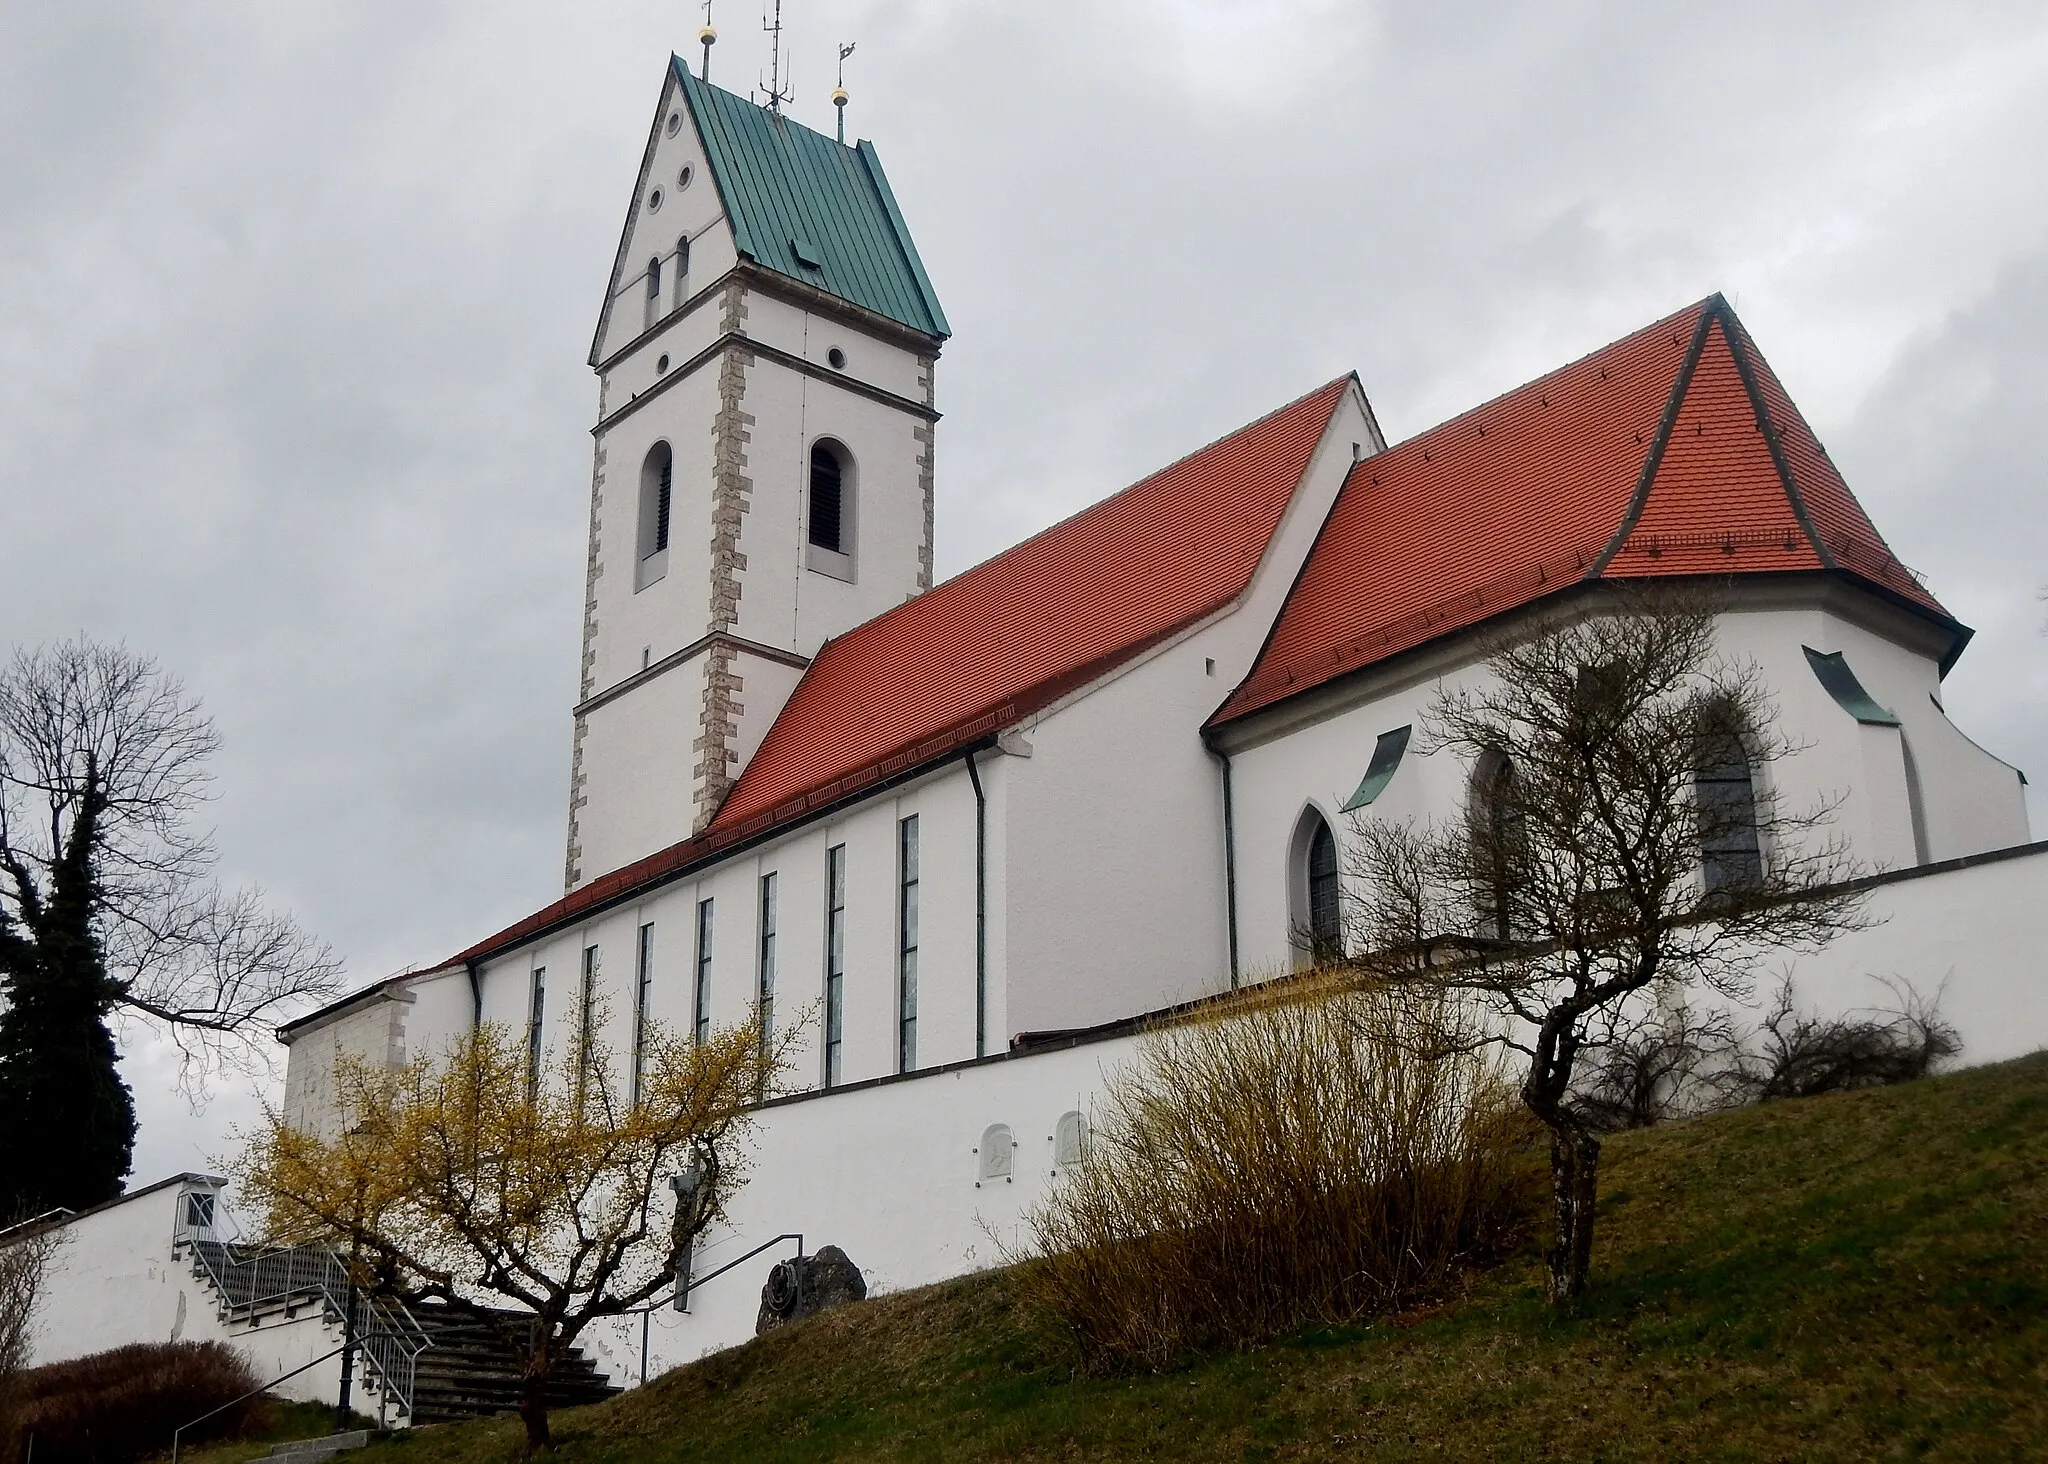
top-left (832, 42), bottom-right (855, 143)
top-left (759, 0), bottom-right (793, 113)
top-left (698, 1), bottom-right (717, 82)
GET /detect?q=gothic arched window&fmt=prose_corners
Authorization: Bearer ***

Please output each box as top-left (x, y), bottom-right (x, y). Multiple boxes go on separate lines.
top-left (674, 235), bottom-right (691, 309)
top-left (1695, 720), bottom-right (1763, 895)
top-left (644, 255), bottom-right (662, 328)
top-left (808, 441), bottom-right (846, 554)
top-left (1306, 817), bottom-right (1341, 961)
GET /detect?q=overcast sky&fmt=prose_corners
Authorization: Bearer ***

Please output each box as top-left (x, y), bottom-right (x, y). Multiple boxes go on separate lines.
top-left (3, 1), bottom-right (2045, 1187)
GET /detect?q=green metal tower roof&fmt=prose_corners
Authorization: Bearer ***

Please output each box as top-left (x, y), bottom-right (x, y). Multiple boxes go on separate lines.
top-left (674, 58), bottom-right (949, 341)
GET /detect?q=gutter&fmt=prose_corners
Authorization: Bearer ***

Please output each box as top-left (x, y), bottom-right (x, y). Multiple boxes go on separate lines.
top-left (965, 749), bottom-right (988, 1056)
top-left (1216, 746), bottom-right (1241, 988)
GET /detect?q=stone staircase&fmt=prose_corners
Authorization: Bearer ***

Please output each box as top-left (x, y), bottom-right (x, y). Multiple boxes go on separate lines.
top-left (408, 1303), bottom-right (622, 1425)
top-left (182, 1240), bottom-right (621, 1426)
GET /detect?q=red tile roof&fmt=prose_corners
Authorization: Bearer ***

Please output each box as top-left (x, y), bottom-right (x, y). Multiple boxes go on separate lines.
top-left (1211, 296), bottom-right (1958, 727)
top-left (450, 376), bottom-right (1351, 964)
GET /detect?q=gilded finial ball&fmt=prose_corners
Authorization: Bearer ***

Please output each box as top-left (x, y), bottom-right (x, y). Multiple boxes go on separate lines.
top-left (831, 85), bottom-right (848, 107)
top-left (699, 25), bottom-right (717, 44)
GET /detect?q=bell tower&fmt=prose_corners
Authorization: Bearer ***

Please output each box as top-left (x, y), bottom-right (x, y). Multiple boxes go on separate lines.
top-left (564, 55), bottom-right (949, 890)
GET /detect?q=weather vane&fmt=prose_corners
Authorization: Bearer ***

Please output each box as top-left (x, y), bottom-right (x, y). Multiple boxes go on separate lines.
top-left (698, 0), bottom-right (717, 82)
top-left (832, 42), bottom-right (855, 142)
top-left (759, 0), bottom-right (793, 113)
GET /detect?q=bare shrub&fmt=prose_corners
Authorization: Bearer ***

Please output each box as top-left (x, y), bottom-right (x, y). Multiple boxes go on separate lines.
top-left (0, 1221), bottom-right (60, 1463)
top-left (10, 1341), bottom-right (264, 1464)
top-left (1016, 979), bottom-right (1537, 1369)
top-left (1738, 977), bottom-right (1960, 1101)
top-left (1572, 1003), bottom-right (1744, 1133)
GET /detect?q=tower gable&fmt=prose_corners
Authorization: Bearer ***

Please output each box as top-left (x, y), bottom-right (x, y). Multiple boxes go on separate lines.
top-left (590, 60), bottom-right (740, 368)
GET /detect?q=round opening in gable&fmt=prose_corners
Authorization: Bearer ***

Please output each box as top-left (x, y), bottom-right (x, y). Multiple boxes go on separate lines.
top-left (678, 164), bottom-right (694, 190)
top-left (827, 347), bottom-right (846, 370)
top-left (657, 354), bottom-right (670, 372)
top-left (666, 111), bottom-right (683, 137)
top-left (647, 187), bottom-right (664, 212)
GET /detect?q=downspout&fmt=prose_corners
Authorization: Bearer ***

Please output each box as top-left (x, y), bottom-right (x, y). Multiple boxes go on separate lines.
top-left (465, 959), bottom-right (483, 1029)
top-left (964, 749), bottom-right (988, 1057)
top-left (1217, 747), bottom-right (1241, 989)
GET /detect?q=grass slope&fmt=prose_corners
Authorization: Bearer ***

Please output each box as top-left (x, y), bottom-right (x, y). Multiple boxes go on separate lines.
top-left (360, 1053), bottom-right (2048, 1462)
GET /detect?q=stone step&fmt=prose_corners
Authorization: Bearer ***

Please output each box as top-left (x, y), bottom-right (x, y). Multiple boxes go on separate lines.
top-left (264, 1430), bottom-right (377, 1460)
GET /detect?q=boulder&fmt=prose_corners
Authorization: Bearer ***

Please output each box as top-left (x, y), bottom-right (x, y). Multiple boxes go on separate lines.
top-left (754, 1245), bottom-right (868, 1334)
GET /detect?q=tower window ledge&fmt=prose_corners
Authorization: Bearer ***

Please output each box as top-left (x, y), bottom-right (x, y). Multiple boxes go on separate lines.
top-left (805, 544), bottom-right (855, 583)
top-left (636, 548), bottom-right (669, 592)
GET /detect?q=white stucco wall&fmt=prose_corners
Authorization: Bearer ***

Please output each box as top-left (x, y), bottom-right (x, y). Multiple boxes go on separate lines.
top-left (577, 841), bottom-right (2048, 1377)
top-left (593, 72), bottom-right (731, 369)
top-left (273, 838), bottom-right (2048, 1392)
top-left (1221, 586), bottom-right (2030, 977)
top-left (23, 1177), bottom-right (345, 1407)
top-left (1000, 385), bottom-right (1380, 1035)
top-left (280, 988), bottom-right (413, 1141)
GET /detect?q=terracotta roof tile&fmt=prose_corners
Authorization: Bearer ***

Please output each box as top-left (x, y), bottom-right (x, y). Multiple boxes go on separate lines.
top-left (711, 376), bottom-right (1351, 830)
top-left (1212, 297), bottom-right (1959, 727)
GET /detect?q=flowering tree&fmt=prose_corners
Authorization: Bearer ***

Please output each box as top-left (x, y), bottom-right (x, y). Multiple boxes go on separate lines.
top-left (235, 1013), bottom-right (787, 1449)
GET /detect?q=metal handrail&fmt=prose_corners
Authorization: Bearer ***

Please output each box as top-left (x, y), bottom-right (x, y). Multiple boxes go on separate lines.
top-left (169, 1343), bottom-right (350, 1464)
top-left (621, 1233), bottom-right (805, 1386)
top-left (184, 1239), bottom-right (431, 1419)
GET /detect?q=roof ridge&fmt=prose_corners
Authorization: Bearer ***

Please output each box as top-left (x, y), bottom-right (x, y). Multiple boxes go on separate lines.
top-left (1382, 296), bottom-right (1719, 455)
top-left (907, 375), bottom-right (1352, 604)
top-left (1586, 299), bottom-right (1719, 577)
top-left (1712, 297), bottom-right (1832, 568)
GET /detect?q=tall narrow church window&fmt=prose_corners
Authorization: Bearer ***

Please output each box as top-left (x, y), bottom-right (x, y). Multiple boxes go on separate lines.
top-left (644, 255), bottom-right (662, 328)
top-left (757, 872), bottom-right (778, 1056)
top-left (1473, 749), bottom-right (1525, 940)
top-left (674, 234), bottom-right (691, 310)
top-left (577, 944), bottom-right (599, 1103)
top-left (1696, 722), bottom-right (1763, 895)
top-left (693, 898), bottom-right (714, 1045)
top-left (824, 844), bottom-right (846, 1088)
top-left (631, 921), bottom-right (655, 1106)
top-left (898, 815), bottom-right (920, 1073)
top-left (637, 443), bottom-right (673, 590)
top-left (1307, 818), bottom-right (1341, 960)
top-left (526, 965), bottom-right (547, 1098)
top-left (808, 441), bottom-right (846, 554)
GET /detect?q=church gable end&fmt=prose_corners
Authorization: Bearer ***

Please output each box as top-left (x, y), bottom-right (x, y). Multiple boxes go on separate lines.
top-left (1213, 296), bottom-right (1965, 728)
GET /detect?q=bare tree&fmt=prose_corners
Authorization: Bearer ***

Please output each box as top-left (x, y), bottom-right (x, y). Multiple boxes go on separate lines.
top-left (1345, 589), bottom-right (1868, 1302)
top-left (0, 639), bottom-right (342, 1081)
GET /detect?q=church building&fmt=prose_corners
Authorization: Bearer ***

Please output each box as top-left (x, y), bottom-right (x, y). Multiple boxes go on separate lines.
top-left (269, 51), bottom-right (2042, 1374)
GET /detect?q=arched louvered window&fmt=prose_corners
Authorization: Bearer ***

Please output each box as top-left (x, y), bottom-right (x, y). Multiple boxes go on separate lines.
top-left (1696, 722), bottom-right (1763, 894)
top-left (644, 256), bottom-right (662, 328)
top-left (636, 442), bottom-right (673, 590)
top-left (674, 235), bottom-right (691, 309)
top-left (808, 441), bottom-right (846, 554)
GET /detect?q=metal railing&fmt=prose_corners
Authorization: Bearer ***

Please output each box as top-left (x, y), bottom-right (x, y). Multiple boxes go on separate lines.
top-left (184, 1239), bottom-right (432, 1421)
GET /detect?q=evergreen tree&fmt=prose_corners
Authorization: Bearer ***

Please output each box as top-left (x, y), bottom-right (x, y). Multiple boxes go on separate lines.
top-left (0, 765), bottom-right (136, 1214)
